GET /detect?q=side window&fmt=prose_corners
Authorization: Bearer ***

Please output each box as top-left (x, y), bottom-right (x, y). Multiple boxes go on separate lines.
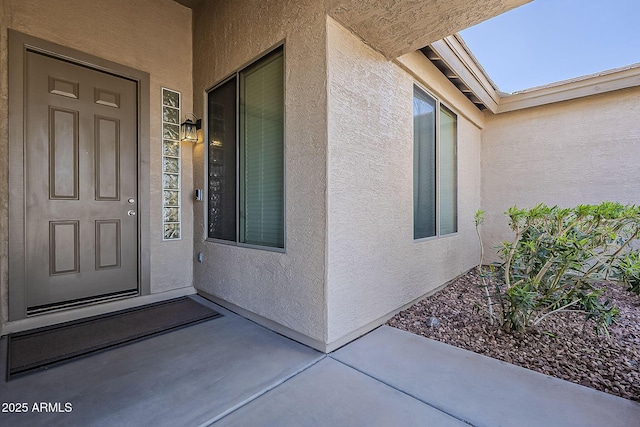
top-left (207, 47), bottom-right (285, 249)
top-left (413, 85), bottom-right (457, 239)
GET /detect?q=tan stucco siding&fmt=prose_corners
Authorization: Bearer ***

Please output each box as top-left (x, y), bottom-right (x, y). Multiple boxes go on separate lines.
top-left (191, 0), bottom-right (328, 344)
top-left (481, 87), bottom-right (640, 261)
top-left (0, 0), bottom-right (194, 324)
top-left (326, 18), bottom-right (482, 347)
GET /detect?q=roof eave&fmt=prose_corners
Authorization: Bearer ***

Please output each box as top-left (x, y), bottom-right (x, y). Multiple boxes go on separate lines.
top-left (425, 37), bottom-right (640, 114)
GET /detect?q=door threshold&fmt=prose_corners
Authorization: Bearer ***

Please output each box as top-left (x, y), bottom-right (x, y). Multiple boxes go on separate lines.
top-left (27, 290), bottom-right (139, 317)
top-left (2, 288), bottom-right (196, 336)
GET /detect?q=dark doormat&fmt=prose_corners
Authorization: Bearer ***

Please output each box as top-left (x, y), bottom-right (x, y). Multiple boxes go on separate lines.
top-left (7, 297), bottom-right (221, 379)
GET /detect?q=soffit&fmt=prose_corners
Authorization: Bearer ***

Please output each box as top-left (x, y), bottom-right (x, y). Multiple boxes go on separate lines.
top-left (422, 35), bottom-right (501, 113)
top-left (327, 0), bottom-right (531, 59)
top-left (172, 0), bottom-right (202, 9)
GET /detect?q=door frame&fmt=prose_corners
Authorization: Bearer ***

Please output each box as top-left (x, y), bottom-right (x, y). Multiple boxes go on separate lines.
top-left (8, 30), bottom-right (151, 320)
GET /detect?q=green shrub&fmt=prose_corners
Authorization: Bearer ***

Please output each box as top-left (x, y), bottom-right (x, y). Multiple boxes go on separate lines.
top-left (475, 202), bottom-right (640, 335)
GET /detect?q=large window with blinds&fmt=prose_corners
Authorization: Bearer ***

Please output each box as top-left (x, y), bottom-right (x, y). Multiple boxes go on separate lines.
top-left (413, 85), bottom-right (457, 240)
top-left (207, 47), bottom-right (285, 249)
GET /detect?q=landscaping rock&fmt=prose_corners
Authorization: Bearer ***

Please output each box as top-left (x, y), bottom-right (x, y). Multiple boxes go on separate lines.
top-left (426, 317), bottom-right (440, 327)
top-left (387, 267), bottom-right (640, 402)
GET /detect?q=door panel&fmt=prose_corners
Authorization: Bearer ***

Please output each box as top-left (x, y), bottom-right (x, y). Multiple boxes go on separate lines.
top-left (95, 116), bottom-right (120, 201)
top-left (25, 51), bottom-right (139, 311)
top-left (95, 220), bottom-right (121, 270)
top-left (49, 221), bottom-right (80, 275)
top-left (49, 108), bottom-right (79, 199)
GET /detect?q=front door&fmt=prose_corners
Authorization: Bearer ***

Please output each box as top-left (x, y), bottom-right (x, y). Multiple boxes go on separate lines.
top-left (24, 51), bottom-right (139, 313)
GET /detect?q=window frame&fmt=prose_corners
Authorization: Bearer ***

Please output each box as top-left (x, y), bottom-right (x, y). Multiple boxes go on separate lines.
top-left (204, 44), bottom-right (286, 252)
top-left (413, 83), bottom-right (459, 241)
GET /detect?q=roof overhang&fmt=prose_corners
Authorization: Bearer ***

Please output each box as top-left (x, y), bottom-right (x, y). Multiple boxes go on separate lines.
top-left (423, 38), bottom-right (640, 114)
top-left (172, 0), bottom-right (201, 9)
top-left (328, 0), bottom-right (531, 59)
top-left (426, 35), bottom-right (501, 112)
top-left (497, 63), bottom-right (640, 113)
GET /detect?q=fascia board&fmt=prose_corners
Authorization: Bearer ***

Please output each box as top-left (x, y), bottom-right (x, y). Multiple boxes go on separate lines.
top-left (497, 64), bottom-right (640, 113)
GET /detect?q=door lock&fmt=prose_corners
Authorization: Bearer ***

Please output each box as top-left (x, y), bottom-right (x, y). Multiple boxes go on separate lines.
top-left (128, 198), bottom-right (135, 204)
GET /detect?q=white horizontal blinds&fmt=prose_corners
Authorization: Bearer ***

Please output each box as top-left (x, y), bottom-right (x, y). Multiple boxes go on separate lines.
top-left (207, 77), bottom-right (237, 241)
top-left (439, 105), bottom-right (457, 235)
top-left (239, 49), bottom-right (284, 248)
top-left (413, 86), bottom-right (437, 239)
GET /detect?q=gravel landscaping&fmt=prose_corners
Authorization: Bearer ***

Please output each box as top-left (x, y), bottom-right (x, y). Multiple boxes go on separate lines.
top-left (387, 267), bottom-right (640, 402)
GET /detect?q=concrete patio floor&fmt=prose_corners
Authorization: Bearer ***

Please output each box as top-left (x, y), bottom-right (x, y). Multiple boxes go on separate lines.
top-left (1, 295), bottom-right (639, 426)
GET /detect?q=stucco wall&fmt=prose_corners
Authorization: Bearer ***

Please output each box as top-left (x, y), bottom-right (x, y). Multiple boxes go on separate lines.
top-left (326, 18), bottom-right (483, 347)
top-left (0, 0), bottom-right (194, 324)
top-left (191, 0), bottom-right (328, 345)
top-left (481, 87), bottom-right (640, 261)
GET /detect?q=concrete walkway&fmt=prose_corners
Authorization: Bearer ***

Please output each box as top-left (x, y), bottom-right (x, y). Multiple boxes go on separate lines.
top-left (1, 296), bottom-right (639, 426)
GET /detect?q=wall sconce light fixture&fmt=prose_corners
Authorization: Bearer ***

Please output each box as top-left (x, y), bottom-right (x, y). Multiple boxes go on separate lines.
top-left (181, 113), bottom-right (202, 142)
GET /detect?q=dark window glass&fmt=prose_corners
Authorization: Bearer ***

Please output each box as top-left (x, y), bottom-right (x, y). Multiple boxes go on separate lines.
top-left (439, 105), bottom-right (457, 235)
top-left (413, 85), bottom-right (458, 239)
top-left (413, 86), bottom-right (436, 239)
top-left (207, 77), bottom-right (237, 241)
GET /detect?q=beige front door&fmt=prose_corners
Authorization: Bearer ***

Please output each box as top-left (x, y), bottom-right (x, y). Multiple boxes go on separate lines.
top-left (24, 51), bottom-right (139, 313)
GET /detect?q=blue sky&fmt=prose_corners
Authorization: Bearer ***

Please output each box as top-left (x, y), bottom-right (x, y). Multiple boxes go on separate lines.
top-left (459, 0), bottom-right (640, 93)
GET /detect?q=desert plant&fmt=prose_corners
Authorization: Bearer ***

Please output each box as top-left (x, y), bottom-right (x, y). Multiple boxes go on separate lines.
top-left (474, 210), bottom-right (496, 325)
top-left (476, 202), bottom-right (640, 335)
